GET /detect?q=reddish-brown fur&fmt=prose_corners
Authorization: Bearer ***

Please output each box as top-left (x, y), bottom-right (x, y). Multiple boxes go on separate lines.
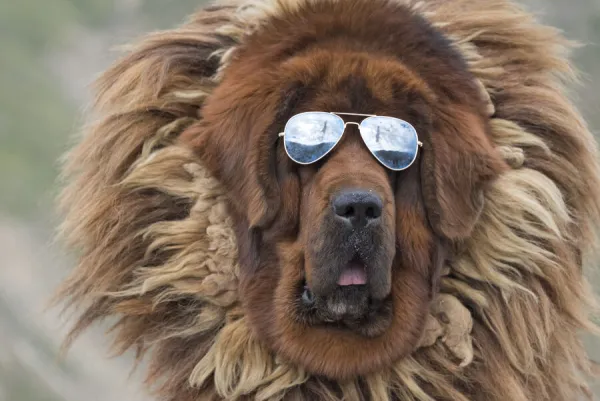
top-left (182, 0), bottom-right (506, 379)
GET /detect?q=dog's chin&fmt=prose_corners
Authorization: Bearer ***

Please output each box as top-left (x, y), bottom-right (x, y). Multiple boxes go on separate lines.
top-left (296, 260), bottom-right (394, 338)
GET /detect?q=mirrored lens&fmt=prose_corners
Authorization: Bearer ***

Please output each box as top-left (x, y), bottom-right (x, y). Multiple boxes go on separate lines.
top-left (283, 112), bottom-right (346, 164)
top-left (359, 116), bottom-right (419, 170)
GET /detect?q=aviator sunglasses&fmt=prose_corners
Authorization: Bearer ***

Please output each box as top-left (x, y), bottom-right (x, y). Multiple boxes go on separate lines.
top-left (279, 112), bottom-right (422, 171)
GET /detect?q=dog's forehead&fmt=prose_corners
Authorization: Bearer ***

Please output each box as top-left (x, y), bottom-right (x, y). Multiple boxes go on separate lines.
top-left (221, 7), bottom-right (473, 119)
top-left (230, 0), bottom-right (473, 95)
top-left (290, 55), bottom-right (435, 107)
top-left (217, 52), bottom-right (437, 128)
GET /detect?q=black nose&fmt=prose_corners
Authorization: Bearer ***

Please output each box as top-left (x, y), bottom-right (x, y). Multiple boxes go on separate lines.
top-left (333, 190), bottom-right (383, 228)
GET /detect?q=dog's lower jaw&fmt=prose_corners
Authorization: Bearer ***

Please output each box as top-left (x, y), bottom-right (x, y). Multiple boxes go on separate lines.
top-left (297, 282), bottom-right (394, 338)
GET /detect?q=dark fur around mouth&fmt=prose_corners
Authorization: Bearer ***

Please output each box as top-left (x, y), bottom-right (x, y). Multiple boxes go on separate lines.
top-left (308, 215), bottom-right (395, 303)
top-left (295, 280), bottom-right (394, 338)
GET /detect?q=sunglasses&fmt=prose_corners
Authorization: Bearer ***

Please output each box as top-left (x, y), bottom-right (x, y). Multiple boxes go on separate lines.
top-left (278, 112), bottom-right (422, 171)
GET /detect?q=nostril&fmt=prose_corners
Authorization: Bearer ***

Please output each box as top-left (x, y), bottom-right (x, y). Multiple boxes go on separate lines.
top-left (342, 206), bottom-right (355, 218)
top-left (365, 205), bottom-right (379, 219)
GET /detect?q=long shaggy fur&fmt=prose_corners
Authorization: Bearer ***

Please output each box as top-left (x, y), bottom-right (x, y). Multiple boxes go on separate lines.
top-left (56, 0), bottom-right (600, 400)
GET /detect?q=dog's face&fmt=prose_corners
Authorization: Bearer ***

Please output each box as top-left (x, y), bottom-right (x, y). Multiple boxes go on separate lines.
top-left (182, 0), bottom-right (506, 380)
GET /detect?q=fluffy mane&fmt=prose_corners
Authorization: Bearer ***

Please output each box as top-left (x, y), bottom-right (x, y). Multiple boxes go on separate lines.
top-left (56, 0), bottom-right (600, 400)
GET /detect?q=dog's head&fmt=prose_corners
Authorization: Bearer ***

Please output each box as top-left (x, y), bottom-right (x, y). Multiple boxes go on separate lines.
top-left (182, 0), bottom-right (506, 380)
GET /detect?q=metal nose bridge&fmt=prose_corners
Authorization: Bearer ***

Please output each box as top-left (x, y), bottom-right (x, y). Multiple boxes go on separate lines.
top-left (339, 121), bottom-right (361, 138)
top-left (343, 122), bottom-right (361, 135)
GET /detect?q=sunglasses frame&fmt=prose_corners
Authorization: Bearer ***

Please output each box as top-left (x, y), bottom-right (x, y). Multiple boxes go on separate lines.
top-left (278, 111), bottom-right (423, 171)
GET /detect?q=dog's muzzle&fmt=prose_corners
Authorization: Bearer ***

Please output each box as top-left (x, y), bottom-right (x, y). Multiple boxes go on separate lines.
top-left (300, 189), bottom-right (394, 335)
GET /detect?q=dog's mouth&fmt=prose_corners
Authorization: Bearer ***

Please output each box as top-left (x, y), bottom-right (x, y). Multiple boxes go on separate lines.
top-left (337, 259), bottom-right (368, 286)
top-left (297, 257), bottom-right (393, 337)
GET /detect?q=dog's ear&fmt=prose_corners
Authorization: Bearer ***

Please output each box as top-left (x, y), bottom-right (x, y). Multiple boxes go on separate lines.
top-left (420, 105), bottom-right (507, 240)
top-left (181, 93), bottom-right (279, 230)
top-left (180, 78), bottom-right (302, 233)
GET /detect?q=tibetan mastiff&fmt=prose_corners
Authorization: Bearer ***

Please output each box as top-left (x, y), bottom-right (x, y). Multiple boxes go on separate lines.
top-left (56, 0), bottom-right (600, 400)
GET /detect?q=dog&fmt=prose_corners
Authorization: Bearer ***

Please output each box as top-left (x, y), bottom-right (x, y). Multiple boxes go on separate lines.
top-left (56, 0), bottom-right (600, 400)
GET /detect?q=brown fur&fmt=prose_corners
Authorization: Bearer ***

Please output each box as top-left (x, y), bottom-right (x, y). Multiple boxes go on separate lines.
top-left (55, 0), bottom-right (600, 400)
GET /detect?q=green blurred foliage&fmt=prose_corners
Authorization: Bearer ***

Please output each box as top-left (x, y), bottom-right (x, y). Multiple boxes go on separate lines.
top-left (0, 0), bottom-right (203, 221)
top-left (1, 1), bottom-right (77, 218)
top-left (0, 0), bottom-right (119, 220)
top-left (142, 0), bottom-right (206, 27)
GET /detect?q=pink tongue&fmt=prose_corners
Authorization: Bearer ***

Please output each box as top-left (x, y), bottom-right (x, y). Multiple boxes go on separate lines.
top-left (337, 264), bottom-right (367, 286)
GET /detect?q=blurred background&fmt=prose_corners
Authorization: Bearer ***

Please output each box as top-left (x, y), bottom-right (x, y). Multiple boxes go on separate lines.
top-left (0, 1), bottom-right (598, 400)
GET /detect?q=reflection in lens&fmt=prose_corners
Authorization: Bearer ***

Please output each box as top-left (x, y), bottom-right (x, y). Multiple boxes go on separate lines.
top-left (359, 116), bottom-right (419, 170)
top-left (283, 112), bottom-right (345, 164)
